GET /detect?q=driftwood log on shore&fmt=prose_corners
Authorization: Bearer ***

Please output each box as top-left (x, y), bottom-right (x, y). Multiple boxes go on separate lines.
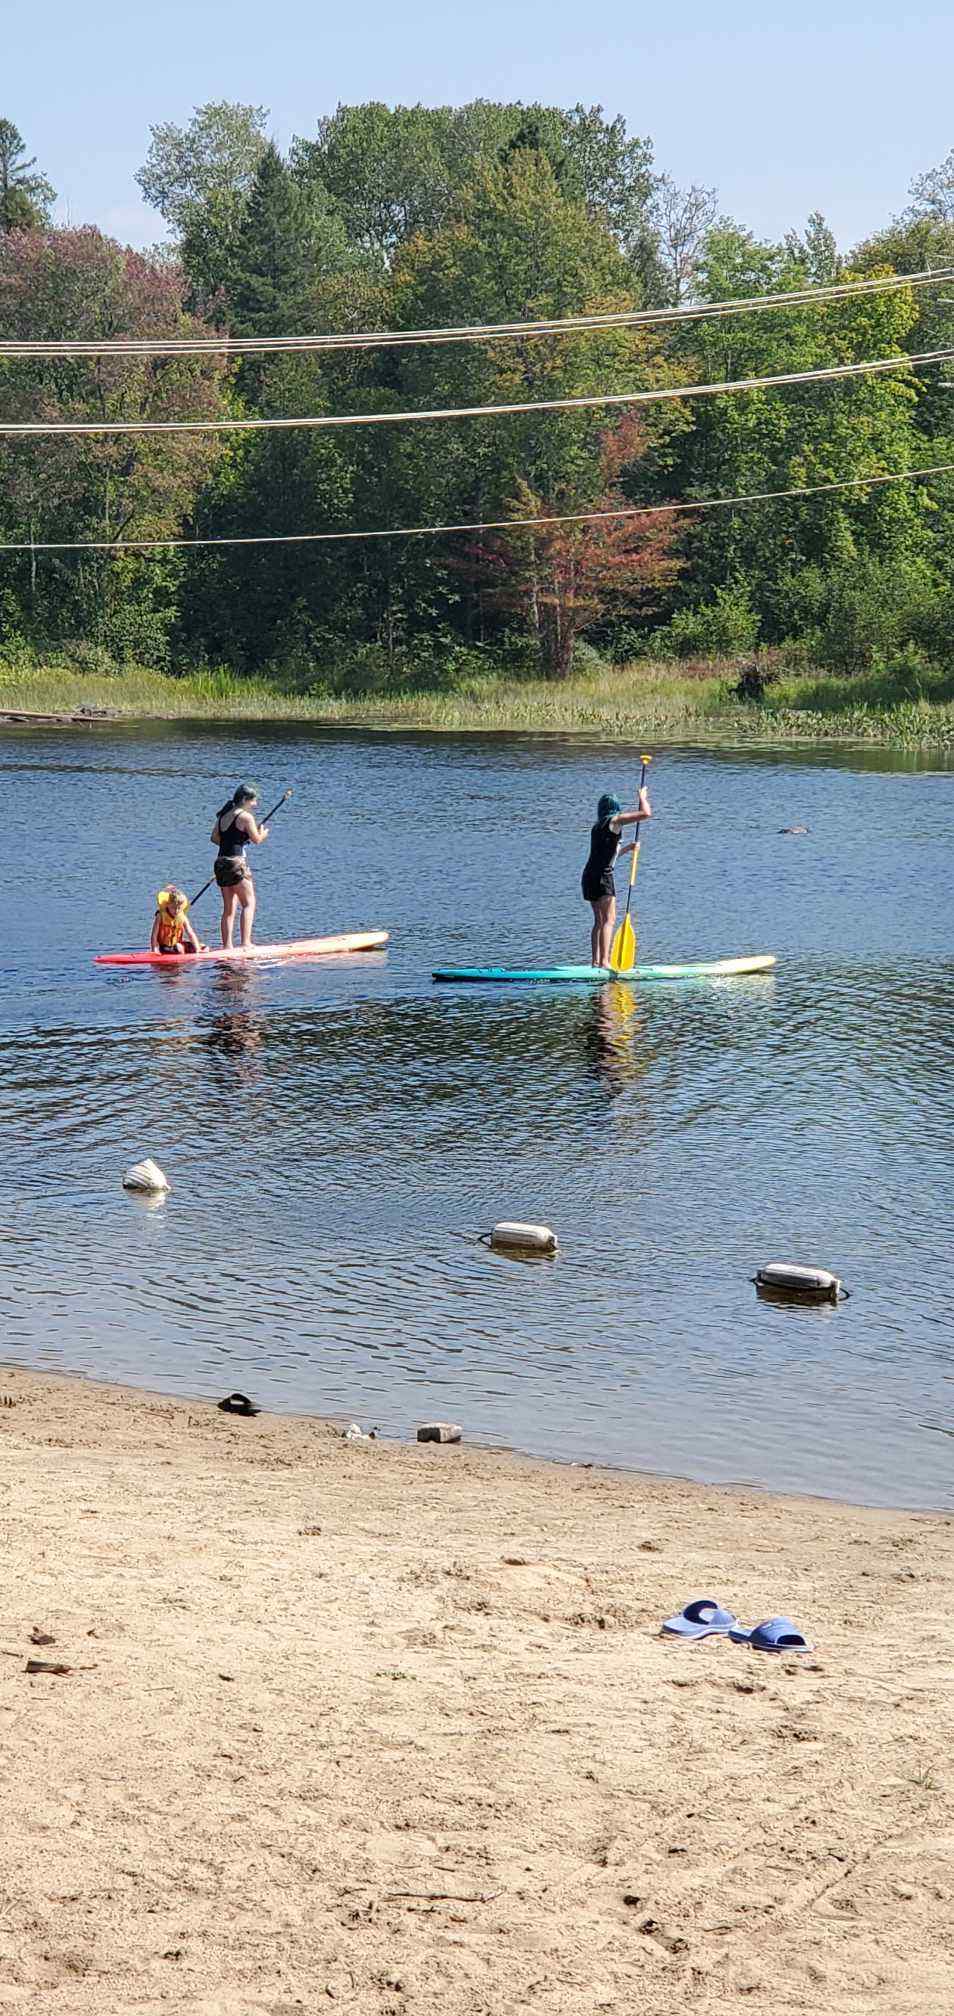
top-left (0, 707), bottom-right (117, 726)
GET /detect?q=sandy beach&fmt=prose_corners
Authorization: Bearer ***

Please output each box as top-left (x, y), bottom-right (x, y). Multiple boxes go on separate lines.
top-left (0, 1366), bottom-right (951, 2014)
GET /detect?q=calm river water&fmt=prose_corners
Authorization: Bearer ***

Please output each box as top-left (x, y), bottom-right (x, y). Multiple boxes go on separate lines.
top-left (3, 721), bottom-right (953, 1506)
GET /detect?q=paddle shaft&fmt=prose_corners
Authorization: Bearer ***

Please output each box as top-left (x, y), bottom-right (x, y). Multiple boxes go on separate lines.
top-left (189, 789), bottom-right (292, 909)
top-left (621, 758), bottom-right (650, 925)
top-left (609, 756), bottom-right (651, 968)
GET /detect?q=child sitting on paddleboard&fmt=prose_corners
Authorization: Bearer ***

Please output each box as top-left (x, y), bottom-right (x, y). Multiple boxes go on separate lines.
top-left (150, 886), bottom-right (206, 958)
top-left (582, 787), bottom-right (652, 967)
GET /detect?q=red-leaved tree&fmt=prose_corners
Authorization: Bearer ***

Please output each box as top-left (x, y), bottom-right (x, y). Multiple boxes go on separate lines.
top-left (458, 413), bottom-right (682, 679)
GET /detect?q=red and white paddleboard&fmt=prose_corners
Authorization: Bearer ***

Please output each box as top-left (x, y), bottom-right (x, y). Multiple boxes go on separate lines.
top-left (95, 930), bottom-right (389, 969)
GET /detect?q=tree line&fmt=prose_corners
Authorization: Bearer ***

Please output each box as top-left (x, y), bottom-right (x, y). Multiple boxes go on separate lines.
top-left (0, 103), bottom-right (953, 687)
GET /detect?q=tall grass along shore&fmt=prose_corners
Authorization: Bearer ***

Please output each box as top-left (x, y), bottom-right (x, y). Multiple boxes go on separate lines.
top-left (4, 654), bottom-right (954, 748)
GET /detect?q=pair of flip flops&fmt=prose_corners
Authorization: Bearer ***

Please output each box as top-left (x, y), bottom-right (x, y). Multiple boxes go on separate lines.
top-left (662, 1598), bottom-right (812, 1653)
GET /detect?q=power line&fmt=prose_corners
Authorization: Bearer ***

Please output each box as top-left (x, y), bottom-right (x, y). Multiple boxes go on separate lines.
top-left (2, 460), bottom-right (950, 553)
top-left (0, 346), bottom-right (949, 436)
top-left (0, 268), bottom-right (948, 361)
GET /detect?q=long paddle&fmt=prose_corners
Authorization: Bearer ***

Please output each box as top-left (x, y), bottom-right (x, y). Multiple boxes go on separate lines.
top-left (610, 756), bottom-right (651, 972)
top-left (189, 787), bottom-right (293, 910)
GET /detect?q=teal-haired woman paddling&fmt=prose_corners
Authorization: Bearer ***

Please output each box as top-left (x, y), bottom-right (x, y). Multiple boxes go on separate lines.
top-left (581, 787), bottom-right (652, 967)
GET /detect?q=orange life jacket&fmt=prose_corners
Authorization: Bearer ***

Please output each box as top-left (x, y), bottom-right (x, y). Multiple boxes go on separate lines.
top-left (155, 891), bottom-right (188, 949)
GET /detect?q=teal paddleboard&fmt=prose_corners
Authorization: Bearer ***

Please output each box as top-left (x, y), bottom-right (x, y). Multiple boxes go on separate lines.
top-left (433, 954), bottom-right (776, 985)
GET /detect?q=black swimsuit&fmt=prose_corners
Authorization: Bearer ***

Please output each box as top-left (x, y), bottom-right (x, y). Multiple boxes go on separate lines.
top-left (581, 818), bottom-right (619, 904)
top-left (214, 805), bottom-right (251, 888)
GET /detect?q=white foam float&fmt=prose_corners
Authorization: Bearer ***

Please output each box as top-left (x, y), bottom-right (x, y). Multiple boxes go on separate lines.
top-left (490, 1221), bottom-right (558, 1256)
top-left (753, 1262), bottom-right (847, 1304)
top-left (122, 1158), bottom-right (170, 1195)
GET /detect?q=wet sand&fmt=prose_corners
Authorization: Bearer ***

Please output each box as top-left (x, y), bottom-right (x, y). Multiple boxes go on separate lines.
top-left (0, 1366), bottom-right (951, 2013)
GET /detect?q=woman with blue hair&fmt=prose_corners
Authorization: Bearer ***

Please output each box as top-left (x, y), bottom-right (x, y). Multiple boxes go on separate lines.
top-left (581, 784), bottom-right (652, 966)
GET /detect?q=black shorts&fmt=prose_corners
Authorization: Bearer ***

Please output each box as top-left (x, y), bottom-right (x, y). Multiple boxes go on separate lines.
top-left (582, 870), bottom-right (615, 905)
top-left (214, 858), bottom-right (251, 889)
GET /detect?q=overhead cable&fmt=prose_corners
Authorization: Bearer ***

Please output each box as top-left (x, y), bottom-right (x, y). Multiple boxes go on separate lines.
top-left (0, 347), bottom-right (950, 435)
top-left (1, 460), bottom-right (950, 553)
top-left (0, 269), bottom-right (948, 360)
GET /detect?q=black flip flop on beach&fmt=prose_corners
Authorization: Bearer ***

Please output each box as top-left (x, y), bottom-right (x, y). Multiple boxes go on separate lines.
top-left (218, 1392), bottom-right (259, 1417)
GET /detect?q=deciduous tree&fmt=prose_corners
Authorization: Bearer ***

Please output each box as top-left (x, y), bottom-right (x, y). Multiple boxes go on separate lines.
top-left (458, 414), bottom-right (681, 677)
top-left (0, 229), bottom-right (230, 660)
top-left (137, 101), bottom-right (269, 305)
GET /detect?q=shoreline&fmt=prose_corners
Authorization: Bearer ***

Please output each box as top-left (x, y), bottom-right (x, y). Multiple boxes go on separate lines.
top-left (3, 660), bottom-right (954, 748)
top-left (2, 1361), bottom-right (951, 2011)
top-left (5, 1355), bottom-right (943, 1519)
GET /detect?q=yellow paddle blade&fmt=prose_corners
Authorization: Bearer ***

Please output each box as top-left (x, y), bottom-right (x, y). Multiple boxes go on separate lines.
top-left (610, 910), bottom-right (636, 972)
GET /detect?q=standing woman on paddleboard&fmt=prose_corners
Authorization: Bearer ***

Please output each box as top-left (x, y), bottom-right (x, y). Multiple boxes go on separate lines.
top-left (582, 787), bottom-right (652, 968)
top-left (211, 784), bottom-right (270, 950)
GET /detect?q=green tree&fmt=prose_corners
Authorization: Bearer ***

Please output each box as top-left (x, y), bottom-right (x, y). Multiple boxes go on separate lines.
top-left (291, 100), bottom-right (657, 277)
top-left (0, 119), bottom-right (55, 233)
top-left (852, 205), bottom-right (954, 442)
top-left (904, 146), bottom-right (954, 224)
top-left (784, 210), bottom-right (841, 284)
top-left (369, 149), bottom-right (678, 653)
top-left (182, 143), bottom-right (676, 674)
top-left (137, 101), bottom-right (269, 304)
top-left (225, 143), bottom-right (350, 338)
top-left (137, 101), bottom-right (269, 231)
top-left (0, 229), bottom-right (230, 663)
top-left (664, 223), bottom-right (930, 645)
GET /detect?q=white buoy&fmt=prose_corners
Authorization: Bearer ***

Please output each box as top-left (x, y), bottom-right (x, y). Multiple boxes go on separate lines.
top-left (122, 1158), bottom-right (170, 1195)
top-left (490, 1220), bottom-right (558, 1256)
top-left (753, 1262), bottom-right (846, 1304)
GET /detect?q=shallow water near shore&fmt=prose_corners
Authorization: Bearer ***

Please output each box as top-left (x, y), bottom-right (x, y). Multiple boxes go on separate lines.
top-left (3, 720), bottom-right (953, 1508)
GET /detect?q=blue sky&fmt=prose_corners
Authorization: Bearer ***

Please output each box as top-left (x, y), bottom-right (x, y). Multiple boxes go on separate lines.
top-left (6, 0), bottom-right (951, 252)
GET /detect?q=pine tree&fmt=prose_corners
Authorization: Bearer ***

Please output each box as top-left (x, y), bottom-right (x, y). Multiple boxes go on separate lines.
top-left (0, 119), bottom-right (55, 232)
top-left (226, 143), bottom-right (347, 336)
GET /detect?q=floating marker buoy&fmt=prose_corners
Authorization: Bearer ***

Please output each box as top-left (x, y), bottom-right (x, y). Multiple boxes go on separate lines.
top-left (489, 1221), bottom-right (558, 1257)
top-left (122, 1158), bottom-right (170, 1194)
top-left (753, 1263), bottom-right (847, 1304)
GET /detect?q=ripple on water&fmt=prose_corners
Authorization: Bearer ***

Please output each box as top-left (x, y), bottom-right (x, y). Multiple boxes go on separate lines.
top-left (2, 726), bottom-right (954, 1507)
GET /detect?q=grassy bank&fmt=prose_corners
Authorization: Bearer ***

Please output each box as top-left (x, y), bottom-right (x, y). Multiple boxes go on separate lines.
top-left (4, 655), bottom-right (954, 746)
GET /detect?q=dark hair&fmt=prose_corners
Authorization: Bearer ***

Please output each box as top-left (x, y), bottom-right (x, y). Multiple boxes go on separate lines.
top-left (233, 782), bottom-right (258, 805)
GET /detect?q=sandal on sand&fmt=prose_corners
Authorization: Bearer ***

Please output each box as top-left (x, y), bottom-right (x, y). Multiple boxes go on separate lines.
top-left (729, 1616), bottom-right (813, 1653)
top-left (218, 1392), bottom-right (259, 1417)
top-left (661, 1598), bottom-right (739, 1639)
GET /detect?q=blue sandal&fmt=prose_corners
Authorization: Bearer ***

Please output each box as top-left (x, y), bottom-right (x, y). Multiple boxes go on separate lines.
top-left (729, 1616), bottom-right (813, 1653)
top-left (661, 1598), bottom-right (739, 1639)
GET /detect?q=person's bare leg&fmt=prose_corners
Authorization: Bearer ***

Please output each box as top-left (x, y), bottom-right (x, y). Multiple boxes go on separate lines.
top-left (238, 879), bottom-right (256, 948)
top-left (590, 904), bottom-right (601, 965)
top-left (220, 887), bottom-right (238, 949)
top-left (597, 896), bottom-right (616, 966)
